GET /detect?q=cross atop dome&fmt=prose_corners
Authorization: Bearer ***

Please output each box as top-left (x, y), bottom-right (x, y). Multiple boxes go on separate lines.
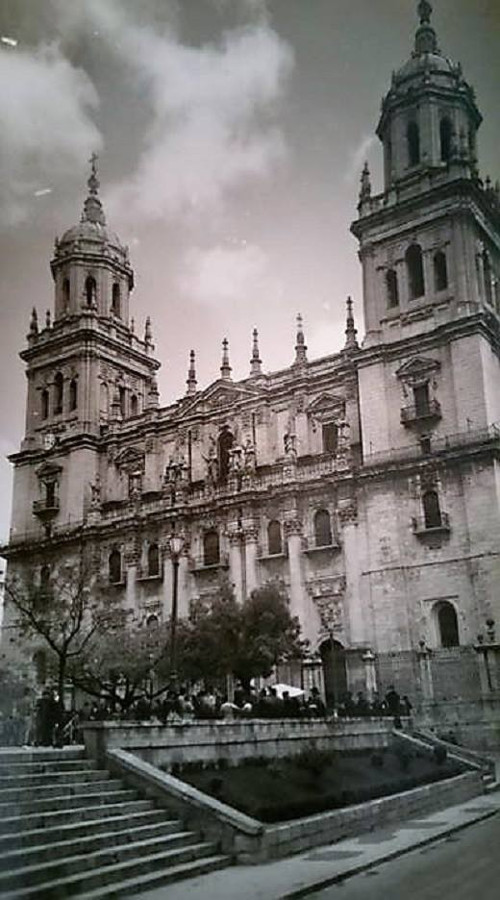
top-left (418, 0), bottom-right (432, 25)
top-left (414, 0), bottom-right (438, 55)
top-left (81, 152), bottom-right (106, 226)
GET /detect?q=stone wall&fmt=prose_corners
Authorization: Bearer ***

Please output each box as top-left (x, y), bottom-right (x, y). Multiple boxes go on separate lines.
top-left (108, 748), bottom-right (483, 863)
top-left (83, 717), bottom-right (392, 768)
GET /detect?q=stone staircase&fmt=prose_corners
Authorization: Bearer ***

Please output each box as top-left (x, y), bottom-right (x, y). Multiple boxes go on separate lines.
top-left (0, 746), bottom-right (231, 898)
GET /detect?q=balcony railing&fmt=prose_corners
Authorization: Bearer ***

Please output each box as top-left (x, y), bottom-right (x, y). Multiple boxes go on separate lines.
top-left (32, 497), bottom-right (60, 520)
top-left (189, 554), bottom-right (230, 573)
top-left (303, 536), bottom-right (341, 553)
top-left (412, 512), bottom-right (450, 535)
top-left (364, 424), bottom-right (500, 468)
top-left (401, 398), bottom-right (442, 426)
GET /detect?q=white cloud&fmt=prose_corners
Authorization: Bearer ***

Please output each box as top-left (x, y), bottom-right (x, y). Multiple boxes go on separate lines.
top-left (0, 44), bottom-right (101, 226)
top-left (179, 242), bottom-right (280, 308)
top-left (59, 0), bottom-right (294, 223)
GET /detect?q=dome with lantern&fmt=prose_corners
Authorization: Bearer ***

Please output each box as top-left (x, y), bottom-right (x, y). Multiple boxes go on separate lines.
top-left (54, 154), bottom-right (128, 263)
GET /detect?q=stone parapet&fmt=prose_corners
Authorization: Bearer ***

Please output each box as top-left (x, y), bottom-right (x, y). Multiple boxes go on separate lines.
top-left (83, 718), bottom-right (392, 768)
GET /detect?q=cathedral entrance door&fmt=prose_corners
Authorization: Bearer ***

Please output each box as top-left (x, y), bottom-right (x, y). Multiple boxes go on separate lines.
top-left (319, 639), bottom-right (347, 709)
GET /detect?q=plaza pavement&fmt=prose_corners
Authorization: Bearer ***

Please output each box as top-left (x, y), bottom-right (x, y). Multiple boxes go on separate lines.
top-left (133, 786), bottom-right (500, 900)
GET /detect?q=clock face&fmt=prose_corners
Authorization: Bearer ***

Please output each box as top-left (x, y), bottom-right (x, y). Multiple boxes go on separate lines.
top-left (43, 432), bottom-right (56, 450)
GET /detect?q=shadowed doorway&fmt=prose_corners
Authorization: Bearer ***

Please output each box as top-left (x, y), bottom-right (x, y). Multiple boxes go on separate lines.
top-left (320, 639), bottom-right (347, 708)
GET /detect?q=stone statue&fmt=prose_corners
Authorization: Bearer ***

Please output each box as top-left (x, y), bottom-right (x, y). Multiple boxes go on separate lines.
top-left (90, 475), bottom-right (101, 507)
top-left (283, 431), bottom-right (297, 459)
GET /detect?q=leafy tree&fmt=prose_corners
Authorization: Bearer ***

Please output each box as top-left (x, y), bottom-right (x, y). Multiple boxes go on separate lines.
top-left (183, 580), bottom-right (305, 690)
top-left (235, 584), bottom-right (305, 689)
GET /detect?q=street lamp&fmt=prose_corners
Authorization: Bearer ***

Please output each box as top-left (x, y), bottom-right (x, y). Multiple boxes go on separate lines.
top-left (169, 534), bottom-right (184, 687)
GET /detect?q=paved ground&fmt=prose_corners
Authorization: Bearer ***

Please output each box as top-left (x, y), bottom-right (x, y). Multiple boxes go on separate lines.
top-left (134, 791), bottom-right (500, 900)
top-left (309, 813), bottom-right (500, 899)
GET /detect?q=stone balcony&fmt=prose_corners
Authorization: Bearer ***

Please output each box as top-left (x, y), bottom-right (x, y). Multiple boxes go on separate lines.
top-left (401, 398), bottom-right (442, 427)
top-left (411, 512), bottom-right (451, 537)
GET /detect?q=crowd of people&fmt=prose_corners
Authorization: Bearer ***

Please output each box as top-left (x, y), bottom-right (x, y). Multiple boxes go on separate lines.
top-left (337, 687), bottom-right (412, 725)
top-left (0, 683), bottom-right (412, 746)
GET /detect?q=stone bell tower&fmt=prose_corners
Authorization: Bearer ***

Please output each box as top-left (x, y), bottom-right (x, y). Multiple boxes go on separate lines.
top-left (351, 0), bottom-right (500, 457)
top-left (9, 158), bottom-right (160, 542)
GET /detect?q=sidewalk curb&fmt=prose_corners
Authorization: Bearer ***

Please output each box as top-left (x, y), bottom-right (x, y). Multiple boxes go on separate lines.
top-left (280, 807), bottom-right (500, 899)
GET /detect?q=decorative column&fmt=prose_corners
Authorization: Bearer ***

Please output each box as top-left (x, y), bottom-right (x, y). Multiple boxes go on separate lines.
top-left (338, 498), bottom-right (364, 646)
top-left (285, 518), bottom-right (305, 624)
top-left (125, 559), bottom-right (137, 614)
top-left (161, 543), bottom-right (173, 618)
top-left (244, 525), bottom-right (259, 598)
top-left (228, 531), bottom-right (244, 605)
top-left (362, 650), bottom-right (378, 702)
top-left (177, 548), bottom-right (191, 620)
top-left (417, 640), bottom-right (434, 701)
top-left (475, 619), bottom-right (500, 694)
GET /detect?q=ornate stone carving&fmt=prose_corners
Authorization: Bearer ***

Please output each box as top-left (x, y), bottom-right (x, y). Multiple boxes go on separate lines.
top-left (284, 518), bottom-right (303, 538)
top-left (337, 498), bottom-right (358, 526)
top-left (309, 576), bottom-right (346, 632)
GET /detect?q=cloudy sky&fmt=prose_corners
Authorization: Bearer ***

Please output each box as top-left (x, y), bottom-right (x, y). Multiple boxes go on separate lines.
top-left (0, 0), bottom-right (499, 543)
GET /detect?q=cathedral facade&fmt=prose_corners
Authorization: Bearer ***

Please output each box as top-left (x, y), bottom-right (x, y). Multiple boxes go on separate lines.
top-left (3, 4), bottom-right (500, 722)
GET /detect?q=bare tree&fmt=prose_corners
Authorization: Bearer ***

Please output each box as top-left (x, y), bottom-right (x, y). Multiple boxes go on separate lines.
top-left (5, 542), bottom-right (121, 711)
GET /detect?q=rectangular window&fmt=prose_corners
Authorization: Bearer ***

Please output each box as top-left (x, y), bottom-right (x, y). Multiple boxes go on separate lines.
top-left (414, 384), bottom-right (430, 417)
top-left (322, 422), bottom-right (338, 454)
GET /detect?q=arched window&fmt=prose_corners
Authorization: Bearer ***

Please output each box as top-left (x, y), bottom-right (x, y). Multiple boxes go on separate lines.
top-left (111, 283), bottom-right (121, 317)
top-left (218, 429), bottom-right (234, 483)
top-left (41, 389), bottom-right (49, 420)
top-left (268, 520), bottom-right (282, 556)
top-left (146, 614), bottom-right (159, 629)
top-left (203, 530), bottom-right (220, 567)
top-left (109, 548), bottom-right (122, 584)
top-left (147, 543), bottom-right (160, 577)
top-left (433, 251), bottom-right (448, 292)
top-left (314, 509), bottom-right (332, 547)
top-left (386, 269), bottom-right (399, 308)
top-left (130, 394), bottom-right (138, 417)
top-left (440, 118), bottom-right (453, 162)
top-left (483, 250), bottom-right (493, 306)
top-left (407, 120), bottom-right (420, 167)
top-left (436, 602), bottom-right (459, 648)
top-left (322, 422), bottom-right (338, 454)
top-left (406, 244), bottom-right (425, 299)
top-left (85, 275), bottom-right (97, 307)
top-left (62, 278), bottom-right (70, 310)
top-left (54, 372), bottom-right (64, 414)
top-left (423, 490), bottom-right (442, 529)
top-left (69, 378), bottom-right (78, 412)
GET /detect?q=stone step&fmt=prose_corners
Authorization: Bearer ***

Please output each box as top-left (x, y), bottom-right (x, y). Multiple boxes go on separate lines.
top-left (0, 831), bottom-right (201, 893)
top-left (76, 854), bottom-right (231, 900)
top-left (2, 841), bottom-right (221, 898)
top-left (2, 818), bottom-right (185, 870)
top-left (0, 769), bottom-right (110, 788)
top-left (0, 759), bottom-right (94, 776)
top-left (0, 808), bottom-right (169, 852)
top-left (0, 787), bottom-right (138, 816)
top-left (0, 778), bottom-right (124, 803)
top-left (0, 799), bottom-right (154, 835)
top-left (0, 748), bottom-right (85, 765)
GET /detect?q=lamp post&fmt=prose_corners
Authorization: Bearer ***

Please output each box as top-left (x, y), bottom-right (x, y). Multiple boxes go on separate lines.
top-left (169, 534), bottom-right (184, 688)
